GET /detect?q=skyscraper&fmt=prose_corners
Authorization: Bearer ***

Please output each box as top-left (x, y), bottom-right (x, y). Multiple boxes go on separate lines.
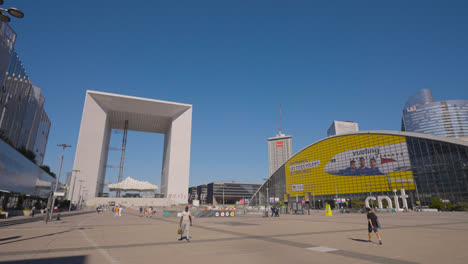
top-left (268, 133), bottom-right (292, 175)
top-left (401, 89), bottom-right (468, 141)
top-left (0, 28), bottom-right (51, 165)
top-left (268, 105), bottom-right (292, 175)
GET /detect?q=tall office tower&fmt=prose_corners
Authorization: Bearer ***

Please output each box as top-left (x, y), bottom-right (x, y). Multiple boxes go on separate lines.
top-left (268, 105), bottom-right (292, 175)
top-left (33, 109), bottom-right (51, 165)
top-left (402, 89), bottom-right (468, 141)
top-left (65, 172), bottom-right (73, 186)
top-left (327, 120), bottom-right (359, 137)
top-left (0, 22), bottom-right (16, 85)
top-left (0, 50), bottom-right (51, 163)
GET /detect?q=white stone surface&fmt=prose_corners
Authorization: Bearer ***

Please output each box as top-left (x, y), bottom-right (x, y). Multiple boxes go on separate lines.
top-left (72, 90), bottom-right (192, 204)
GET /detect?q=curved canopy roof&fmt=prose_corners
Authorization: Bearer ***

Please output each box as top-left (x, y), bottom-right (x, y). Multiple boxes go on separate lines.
top-left (107, 177), bottom-right (159, 192)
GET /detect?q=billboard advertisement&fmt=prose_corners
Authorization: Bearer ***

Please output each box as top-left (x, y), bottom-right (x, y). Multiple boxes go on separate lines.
top-left (285, 134), bottom-right (415, 196)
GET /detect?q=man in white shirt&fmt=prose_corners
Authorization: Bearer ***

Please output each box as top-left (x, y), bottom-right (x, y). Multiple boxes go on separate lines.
top-left (118, 206), bottom-right (123, 217)
top-left (179, 206), bottom-right (192, 241)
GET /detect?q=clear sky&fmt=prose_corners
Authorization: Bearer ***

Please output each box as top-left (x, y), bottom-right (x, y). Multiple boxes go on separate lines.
top-left (9, 0), bottom-right (468, 188)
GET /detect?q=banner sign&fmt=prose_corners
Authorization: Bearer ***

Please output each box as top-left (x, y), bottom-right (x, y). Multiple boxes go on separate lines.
top-left (291, 184), bottom-right (304, 192)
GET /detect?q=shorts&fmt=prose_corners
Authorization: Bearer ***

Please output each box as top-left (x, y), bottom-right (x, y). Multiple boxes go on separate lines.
top-left (368, 226), bottom-right (378, 233)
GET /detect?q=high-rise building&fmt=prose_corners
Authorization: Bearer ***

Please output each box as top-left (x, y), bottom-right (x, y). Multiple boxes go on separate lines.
top-left (268, 106), bottom-right (292, 175)
top-left (268, 133), bottom-right (292, 175)
top-left (327, 120), bottom-right (359, 137)
top-left (0, 22), bottom-right (16, 86)
top-left (65, 172), bottom-right (73, 186)
top-left (0, 39), bottom-right (51, 164)
top-left (402, 89), bottom-right (468, 141)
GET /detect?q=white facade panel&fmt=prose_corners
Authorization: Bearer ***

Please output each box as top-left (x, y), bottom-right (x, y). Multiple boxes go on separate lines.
top-left (72, 91), bottom-right (192, 204)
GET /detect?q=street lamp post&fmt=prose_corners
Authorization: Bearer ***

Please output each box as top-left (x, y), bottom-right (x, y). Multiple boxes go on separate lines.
top-left (0, 1), bottom-right (25, 23)
top-left (79, 187), bottom-right (87, 209)
top-left (366, 184), bottom-right (373, 208)
top-left (263, 178), bottom-right (271, 208)
top-left (47, 144), bottom-right (71, 222)
top-left (77, 180), bottom-right (84, 210)
top-left (68, 169), bottom-right (80, 211)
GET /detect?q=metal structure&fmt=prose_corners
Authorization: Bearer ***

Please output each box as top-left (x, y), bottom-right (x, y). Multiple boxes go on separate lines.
top-left (47, 144), bottom-right (71, 222)
top-left (116, 120), bottom-right (128, 197)
top-left (0, 1), bottom-right (24, 23)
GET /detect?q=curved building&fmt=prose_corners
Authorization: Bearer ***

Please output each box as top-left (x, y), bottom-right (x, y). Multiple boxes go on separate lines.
top-left (401, 89), bottom-right (468, 141)
top-left (250, 131), bottom-right (468, 208)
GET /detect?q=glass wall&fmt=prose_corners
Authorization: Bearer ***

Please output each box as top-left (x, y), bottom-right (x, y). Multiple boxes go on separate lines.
top-left (0, 139), bottom-right (56, 210)
top-left (406, 137), bottom-right (468, 204)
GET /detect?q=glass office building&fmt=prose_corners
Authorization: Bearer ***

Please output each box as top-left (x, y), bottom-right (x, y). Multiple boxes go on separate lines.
top-left (250, 131), bottom-right (468, 208)
top-left (0, 51), bottom-right (51, 165)
top-left (189, 182), bottom-right (261, 205)
top-left (0, 140), bottom-right (56, 210)
top-left (402, 89), bottom-right (468, 141)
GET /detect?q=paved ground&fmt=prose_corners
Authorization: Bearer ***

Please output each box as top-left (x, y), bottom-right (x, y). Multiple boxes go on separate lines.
top-left (0, 209), bottom-right (467, 264)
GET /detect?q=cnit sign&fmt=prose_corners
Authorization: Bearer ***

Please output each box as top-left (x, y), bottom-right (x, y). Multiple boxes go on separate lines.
top-left (365, 189), bottom-right (410, 211)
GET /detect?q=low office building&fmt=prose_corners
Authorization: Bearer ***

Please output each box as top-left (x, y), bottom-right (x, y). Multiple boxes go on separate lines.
top-left (189, 182), bottom-right (261, 205)
top-left (250, 131), bottom-right (468, 208)
top-left (0, 140), bottom-right (56, 211)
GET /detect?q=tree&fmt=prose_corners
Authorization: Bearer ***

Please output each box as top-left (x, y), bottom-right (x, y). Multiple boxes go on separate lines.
top-left (0, 130), bottom-right (15, 148)
top-left (453, 202), bottom-right (468, 211)
top-left (40, 165), bottom-right (56, 178)
top-left (429, 197), bottom-right (442, 210)
top-left (351, 198), bottom-right (365, 208)
top-left (16, 146), bottom-right (37, 164)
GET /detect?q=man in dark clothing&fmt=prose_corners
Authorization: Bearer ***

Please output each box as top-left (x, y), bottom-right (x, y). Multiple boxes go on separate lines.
top-left (366, 208), bottom-right (382, 245)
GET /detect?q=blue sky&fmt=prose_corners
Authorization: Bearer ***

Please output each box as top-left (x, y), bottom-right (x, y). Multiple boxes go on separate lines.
top-left (9, 0), bottom-right (468, 188)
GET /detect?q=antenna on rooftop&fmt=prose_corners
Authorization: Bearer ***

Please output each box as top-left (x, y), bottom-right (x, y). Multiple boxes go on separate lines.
top-left (278, 104), bottom-right (282, 135)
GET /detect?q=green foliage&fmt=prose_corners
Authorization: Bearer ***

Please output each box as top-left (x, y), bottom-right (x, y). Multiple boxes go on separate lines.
top-left (16, 193), bottom-right (25, 210)
top-left (429, 197), bottom-right (442, 210)
top-left (445, 203), bottom-right (453, 211)
top-left (0, 130), bottom-right (14, 147)
top-left (351, 198), bottom-right (365, 208)
top-left (40, 165), bottom-right (56, 178)
top-left (16, 146), bottom-right (36, 164)
top-left (453, 202), bottom-right (468, 211)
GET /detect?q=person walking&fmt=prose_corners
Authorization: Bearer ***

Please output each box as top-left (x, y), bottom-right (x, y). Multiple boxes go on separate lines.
top-left (366, 208), bottom-right (382, 245)
top-left (118, 206), bottom-right (123, 217)
top-left (139, 206), bottom-right (143, 215)
top-left (30, 206), bottom-right (36, 217)
top-left (178, 206), bottom-right (192, 242)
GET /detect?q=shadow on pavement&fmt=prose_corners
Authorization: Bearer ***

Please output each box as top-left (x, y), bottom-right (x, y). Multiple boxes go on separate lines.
top-left (0, 229), bottom-right (77, 246)
top-left (349, 238), bottom-right (370, 243)
top-left (0, 236), bottom-right (21, 242)
top-left (0, 255), bottom-right (87, 264)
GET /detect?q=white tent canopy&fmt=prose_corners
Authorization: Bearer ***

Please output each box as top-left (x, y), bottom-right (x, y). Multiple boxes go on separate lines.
top-left (107, 177), bottom-right (159, 192)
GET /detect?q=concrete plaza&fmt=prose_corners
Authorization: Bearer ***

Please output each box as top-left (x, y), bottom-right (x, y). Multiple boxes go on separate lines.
top-left (0, 209), bottom-right (467, 264)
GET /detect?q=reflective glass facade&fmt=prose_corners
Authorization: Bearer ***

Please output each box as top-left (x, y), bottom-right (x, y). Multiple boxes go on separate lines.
top-left (0, 140), bottom-right (56, 210)
top-left (0, 22), bottom-right (16, 86)
top-left (402, 90), bottom-right (468, 140)
top-left (0, 51), bottom-right (51, 164)
top-left (250, 132), bottom-right (468, 208)
top-left (190, 182), bottom-right (261, 205)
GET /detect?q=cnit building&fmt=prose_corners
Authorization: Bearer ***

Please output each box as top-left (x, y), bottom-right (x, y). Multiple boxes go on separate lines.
top-left (251, 131), bottom-right (468, 208)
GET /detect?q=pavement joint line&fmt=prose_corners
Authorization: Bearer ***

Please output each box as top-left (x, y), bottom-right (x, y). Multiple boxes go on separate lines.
top-left (329, 250), bottom-right (419, 264)
top-left (79, 229), bottom-right (119, 264)
top-left (1, 211), bottom-right (458, 263)
top-left (306, 246), bottom-right (339, 252)
top-left (124, 212), bottom-right (423, 264)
